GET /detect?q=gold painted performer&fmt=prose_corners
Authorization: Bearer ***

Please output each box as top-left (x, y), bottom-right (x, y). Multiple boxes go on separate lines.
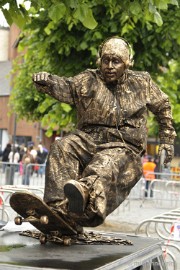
top-left (33, 37), bottom-right (176, 229)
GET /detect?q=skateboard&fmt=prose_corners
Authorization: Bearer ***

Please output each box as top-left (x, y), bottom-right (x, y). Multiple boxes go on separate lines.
top-left (10, 191), bottom-right (77, 245)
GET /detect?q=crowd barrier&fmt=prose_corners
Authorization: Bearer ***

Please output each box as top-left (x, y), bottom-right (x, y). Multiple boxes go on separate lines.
top-left (110, 171), bottom-right (180, 214)
top-left (0, 161), bottom-right (45, 187)
top-left (139, 172), bottom-right (180, 209)
top-left (135, 208), bottom-right (180, 270)
top-left (0, 161), bottom-right (46, 223)
top-left (0, 185), bottom-right (44, 222)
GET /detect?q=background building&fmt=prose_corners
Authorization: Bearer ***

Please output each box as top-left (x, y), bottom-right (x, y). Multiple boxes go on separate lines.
top-left (0, 24), bottom-right (52, 152)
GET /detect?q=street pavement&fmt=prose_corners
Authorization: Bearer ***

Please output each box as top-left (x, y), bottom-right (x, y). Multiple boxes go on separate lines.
top-left (98, 198), bottom-right (177, 233)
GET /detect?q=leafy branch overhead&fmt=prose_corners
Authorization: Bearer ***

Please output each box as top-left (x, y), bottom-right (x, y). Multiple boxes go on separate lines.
top-left (1, 0), bottom-right (179, 138)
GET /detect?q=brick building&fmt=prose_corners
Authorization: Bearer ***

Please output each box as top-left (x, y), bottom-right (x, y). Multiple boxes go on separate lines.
top-left (0, 24), bottom-right (52, 152)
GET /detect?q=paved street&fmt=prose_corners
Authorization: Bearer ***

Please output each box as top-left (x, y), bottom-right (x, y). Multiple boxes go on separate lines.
top-left (99, 198), bottom-right (177, 232)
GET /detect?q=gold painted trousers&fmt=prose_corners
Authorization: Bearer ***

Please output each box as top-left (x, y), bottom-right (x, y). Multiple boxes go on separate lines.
top-left (44, 130), bottom-right (142, 227)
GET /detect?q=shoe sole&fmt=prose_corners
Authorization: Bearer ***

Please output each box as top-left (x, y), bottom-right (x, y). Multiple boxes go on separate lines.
top-left (64, 183), bottom-right (84, 214)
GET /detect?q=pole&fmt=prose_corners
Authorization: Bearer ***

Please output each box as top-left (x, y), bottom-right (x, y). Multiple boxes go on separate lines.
top-left (10, 113), bottom-right (17, 185)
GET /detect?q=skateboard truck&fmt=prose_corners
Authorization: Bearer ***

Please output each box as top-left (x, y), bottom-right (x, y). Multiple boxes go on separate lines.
top-left (39, 233), bottom-right (72, 245)
top-left (14, 214), bottom-right (49, 226)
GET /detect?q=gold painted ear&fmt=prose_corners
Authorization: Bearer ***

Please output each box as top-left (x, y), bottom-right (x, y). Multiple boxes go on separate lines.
top-left (125, 56), bottom-right (134, 68)
top-left (129, 55), bottom-right (134, 67)
top-left (96, 58), bottom-right (101, 67)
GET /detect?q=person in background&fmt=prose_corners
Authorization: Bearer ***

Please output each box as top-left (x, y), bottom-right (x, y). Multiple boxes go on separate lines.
top-left (29, 145), bottom-right (37, 161)
top-left (39, 141), bottom-right (48, 154)
top-left (143, 156), bottom-right (156, 197)
top-left (142, 152), bottom-right (149, 164)
top-left (2, 143), bottom-right (11, 173)
top-left (36, 144), bottom-right (48, 177)
top-left (29, 144), bottom-right (38, 175)
top-left (22, 147), bottom-right (34, 185)
top-left (19, 145), bottom-right (26, 175)
top-left (19, 144), bottom-right (26, 161)
top-left (8, 146), bottom-right (20, 164)
top-left (8, 146), bottom-right (20, 172)
top-left (154, 154), bottom-right (160, 179)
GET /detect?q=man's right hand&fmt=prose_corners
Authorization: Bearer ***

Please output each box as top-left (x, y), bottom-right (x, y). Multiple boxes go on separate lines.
top-left (32, 72), bottom-right (51, 85)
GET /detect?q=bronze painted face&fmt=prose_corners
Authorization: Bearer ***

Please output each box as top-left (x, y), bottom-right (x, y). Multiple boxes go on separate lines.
top-left (99, 38), bottom-right (130, 83)
top-left (100, 54), bottom-right (125, 83)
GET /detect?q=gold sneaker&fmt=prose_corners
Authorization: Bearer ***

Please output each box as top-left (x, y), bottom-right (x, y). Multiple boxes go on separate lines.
top-left (64, 180), bottom-right (89, 214)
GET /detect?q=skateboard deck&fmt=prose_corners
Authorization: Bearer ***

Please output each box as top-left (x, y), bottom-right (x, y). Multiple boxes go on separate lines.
top-left (10, 191), bottom-right (77, 240)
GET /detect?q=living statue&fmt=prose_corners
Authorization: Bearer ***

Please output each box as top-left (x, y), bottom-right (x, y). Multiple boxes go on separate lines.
top-left (33, 37), bottom-right (176, 230)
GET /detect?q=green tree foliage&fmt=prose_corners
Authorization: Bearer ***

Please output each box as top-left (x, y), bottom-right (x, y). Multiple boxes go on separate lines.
top-left (0, 0), bottom-right (29, 28)
top-left (1, 0), bottom-right (179, 138)
top-left (148, 60), bottom-right (180, 139)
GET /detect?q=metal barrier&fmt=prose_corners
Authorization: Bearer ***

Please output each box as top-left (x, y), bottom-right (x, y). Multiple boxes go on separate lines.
top-left (0, 185), bottom-right (44, 222)
top-left (110, 172), bottom-right (180, 216)
top-left (127, 172), bottom-right (180, 200)
top-left (23, 163), bottom-right (46, 187)
top-left (133, 172), bottom-right (180, 209)
top-left (148, 171), bottom-right (180, 181)
top-left (0, 161), bottom-right (45, 223)
top-left (0, 162), bottom-right (45, 187)
top-left (135, 208), bottom-right (180, 270)
top-left (148, 180), bottom-right (180, 208)
top-left (0, 162), bottom-right (20, 185)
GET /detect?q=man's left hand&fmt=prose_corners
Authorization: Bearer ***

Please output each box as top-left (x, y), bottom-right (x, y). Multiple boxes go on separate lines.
top-left (158, 144), bottom-right (174, 166)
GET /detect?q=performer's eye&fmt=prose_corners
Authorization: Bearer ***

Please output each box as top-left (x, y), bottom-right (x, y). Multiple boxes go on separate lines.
top-left (102, 59), bottom-right (109, 65)
top-left (113, 60), bottom-right (120, 64)
top-left (112, 58), bottom-right (123, 65)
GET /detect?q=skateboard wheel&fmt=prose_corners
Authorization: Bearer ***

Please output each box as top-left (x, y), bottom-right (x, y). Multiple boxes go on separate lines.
top-left (40, 215), bottom-right (49, 225)
top-left (63, 237), bottom-right (71, 246)
top-left (14, 216), bottom-right (22, 225)
top-left (40, 234), bottom-right (47, 244)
